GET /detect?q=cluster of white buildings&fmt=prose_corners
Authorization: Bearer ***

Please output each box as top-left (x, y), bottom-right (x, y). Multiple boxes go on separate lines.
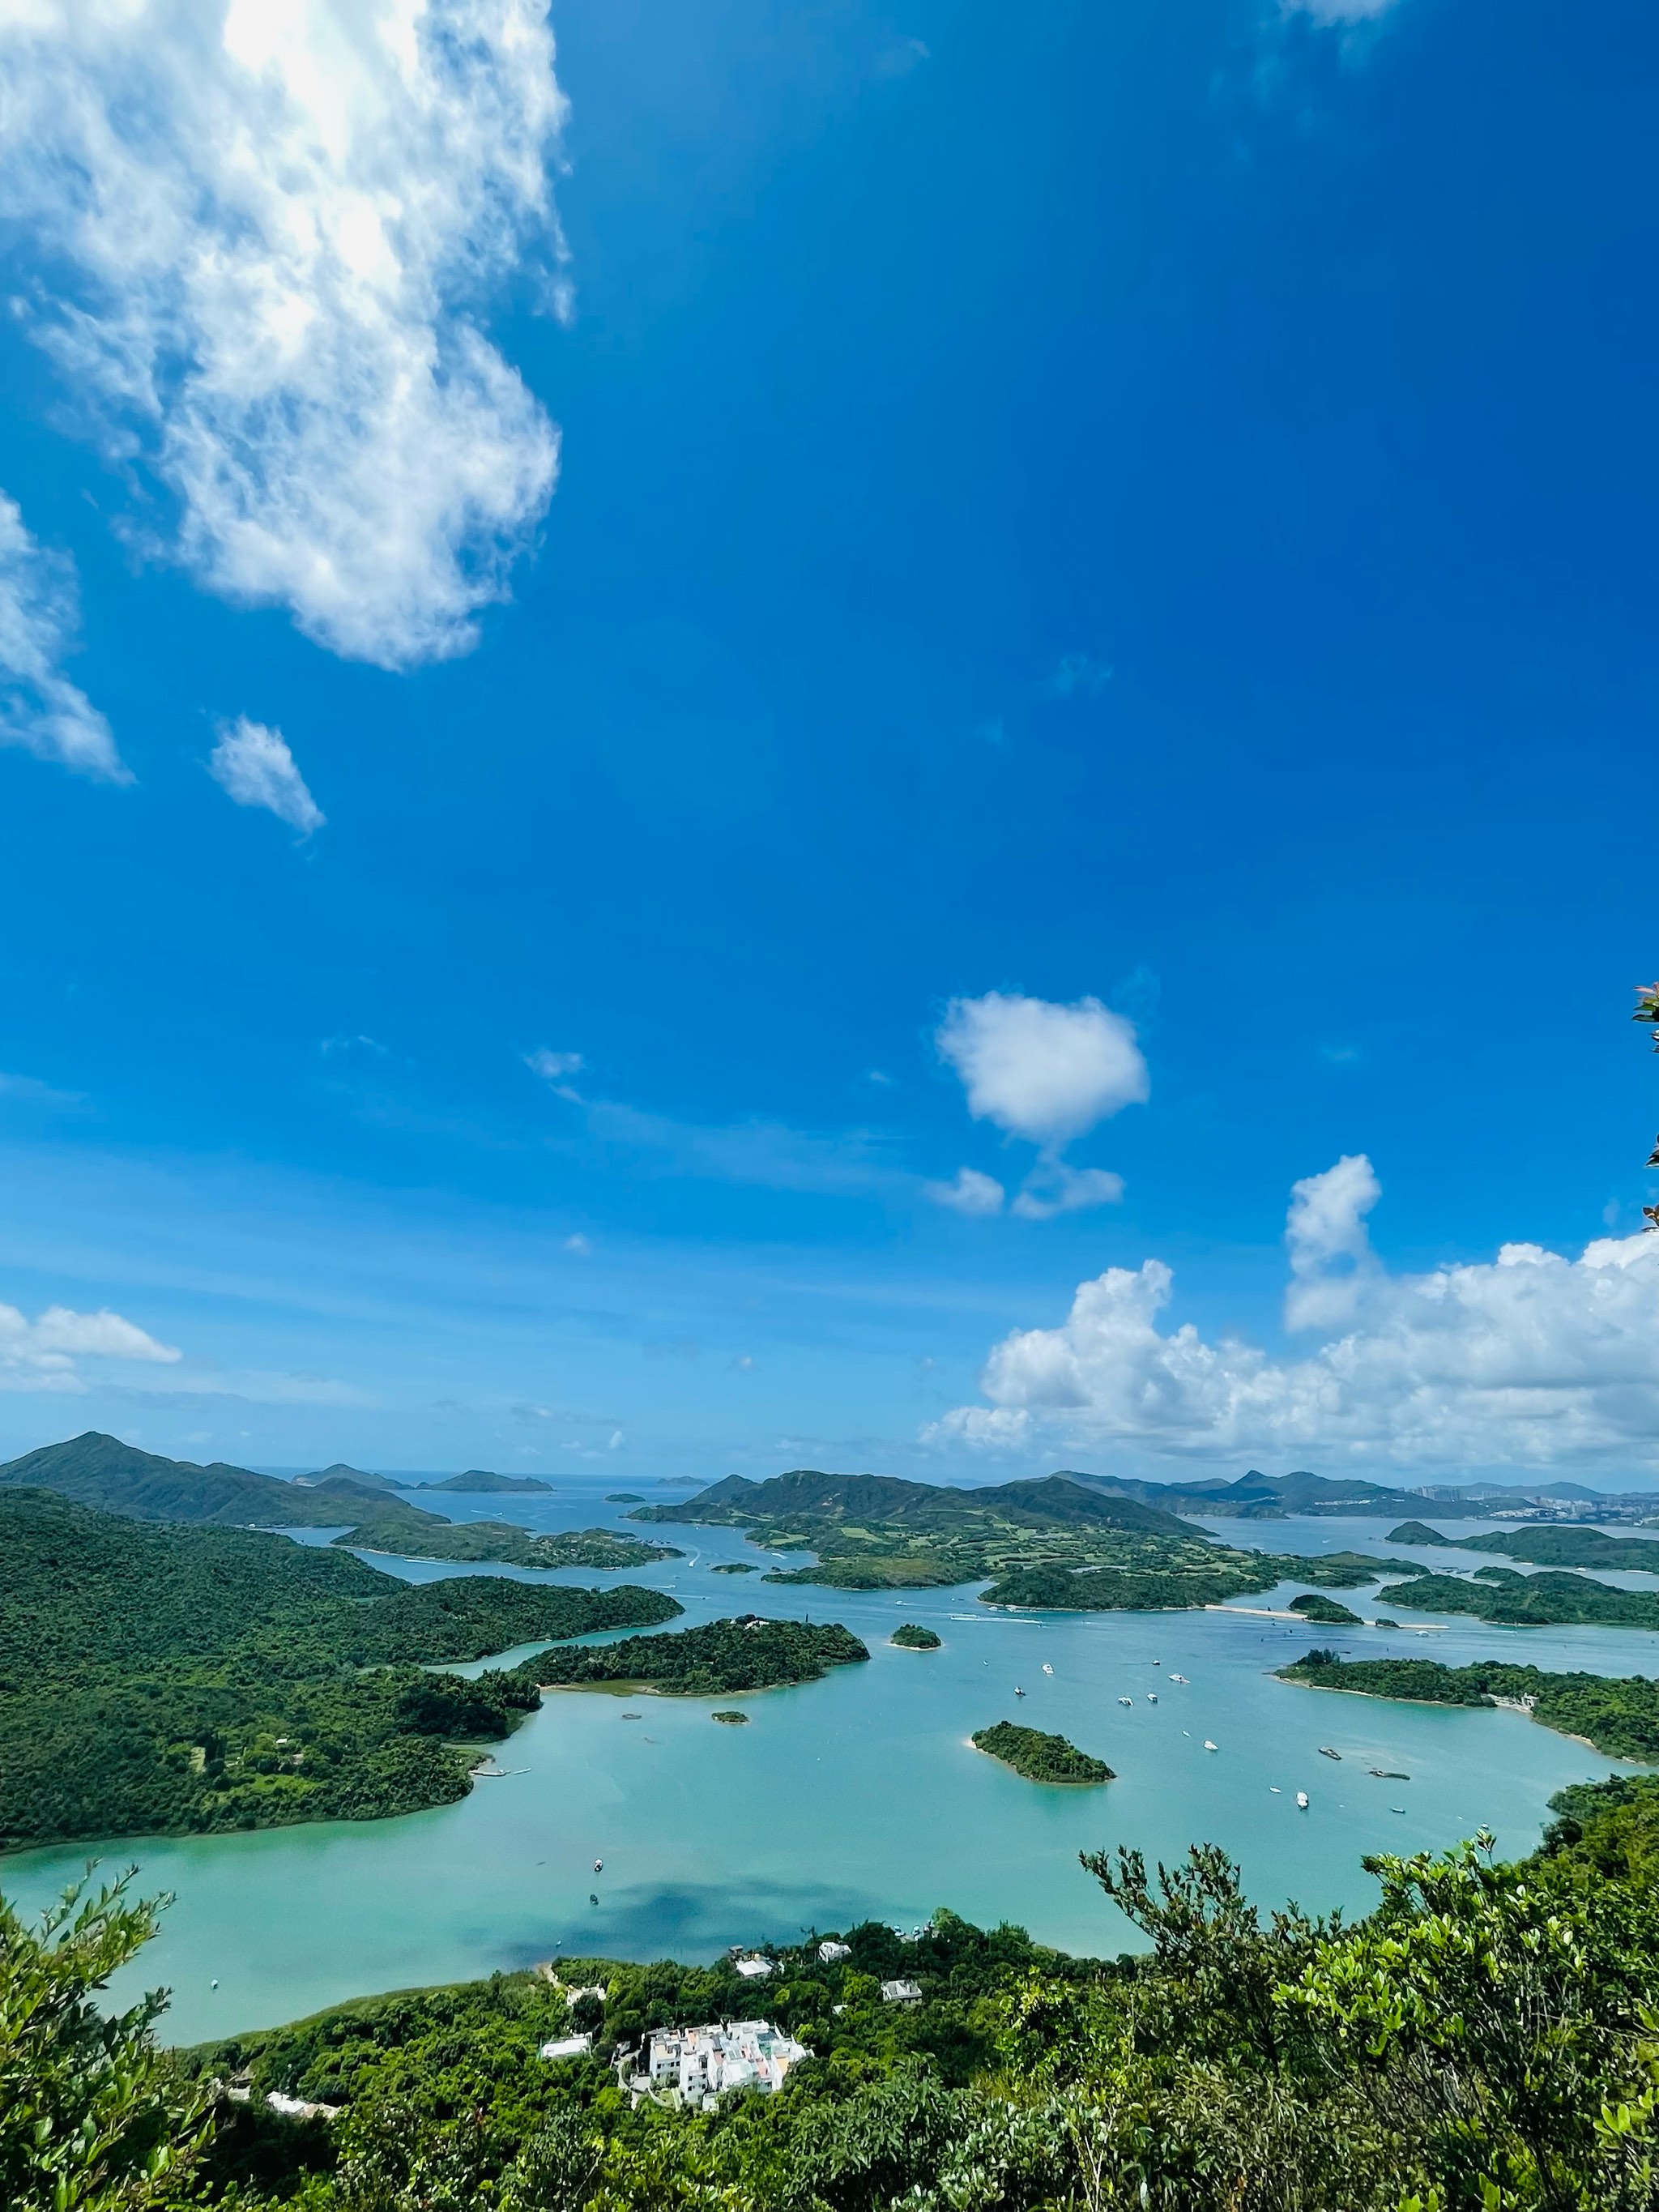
top-left (629, 2019), bottom-right (811, 2109)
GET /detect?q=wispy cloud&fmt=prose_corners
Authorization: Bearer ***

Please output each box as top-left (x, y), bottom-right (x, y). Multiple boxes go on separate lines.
top-left (582, 1098), bottom-right (903, 1198)
top-left (924, 1167), bottom-right (1005, 1217)
top-left (1045, 651), bottom-right (1113, 699)
top-left (527, 1048), bottom-right (586, 1102)
top-left (0, 1), bottom-right (568, 669)
top-left (209, 717), bottom-right (325, 834)
top-left (0, 492), bottom-right (127, 784)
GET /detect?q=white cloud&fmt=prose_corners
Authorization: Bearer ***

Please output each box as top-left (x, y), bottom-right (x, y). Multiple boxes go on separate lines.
top-left (562, 1232), bottom-right (592, 1255)
top-left (208, 715), bottom-right (325, 832)
top-left (936, 992), bottom-right (1149, 1147)
top-left (1283, 1151), bottom-right (1380, 1330)
top-left (1010, 1162), bottom-right (1124, 1221)
top-left (930, 1160), bottom-right (1659, 1471)
top-left (925, 1167), bottom-right (1006, 1217)
top-left (0, 492), bottom-right (127, 783)
top-left (527, 1048), bottom-right (585, 1102)
top-left (0, 1300), bottom-right (181, 1390)
top-left (0, 0), bottom-right (566, 669)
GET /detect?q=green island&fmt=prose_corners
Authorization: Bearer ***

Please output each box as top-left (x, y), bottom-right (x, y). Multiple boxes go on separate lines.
top-left (891, 1622), bottom-right (941, 1648)
top-left (1277, 1648), bottom-right (1659, 1761)
top-left (970, 1720), bottom-right (1114, 1783)
top-left (412, 1470), bottom-right (555, 1493)
top-left (0, 1488), bottom-right (680, 1851)
top-left (710, 1709), bottom-right (749, 1724)
top-left (634, 1467), bottom-right (1415, 1611)
top-left (710, 1559), bottom-right (759, 1574)
top-left (1288, 1592), bottom-right (1363, 1625)
top-left (1376, 1566), bottom-right (1659, 1629)
top-left (527, 1614), bottom-right (869, 1696)
top-left (606, 1492), bottom-right (647, 1503)
top-left (1393, 1523), bottom-right (1659, 1572)
top-left (1386, 1519), bottom-right (1460, 1544)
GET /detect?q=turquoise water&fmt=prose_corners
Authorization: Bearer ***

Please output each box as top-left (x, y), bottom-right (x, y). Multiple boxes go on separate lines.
top-left (5, 1491), bottom-right (1649, 2046)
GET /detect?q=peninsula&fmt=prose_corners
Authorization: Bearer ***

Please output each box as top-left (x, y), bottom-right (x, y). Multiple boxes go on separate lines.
top-left (0, 1488), bottom-right (680, 1851)
top-left (1277, 1650), bottom-right (1659, 1761)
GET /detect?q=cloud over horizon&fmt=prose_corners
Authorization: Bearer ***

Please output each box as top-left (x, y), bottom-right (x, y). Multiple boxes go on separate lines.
top-left (929, 1158), bottom-right (1659, 1471)
top-left (0, 1301), bottom-right (181, 1392)
top-left (0, 0), bottom-right (567, 670)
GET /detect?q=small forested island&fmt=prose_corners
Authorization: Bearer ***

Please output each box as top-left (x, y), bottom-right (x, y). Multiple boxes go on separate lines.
top-left (1376, 1567), bottom-right (1659, 1630)
top-left (891, 1622), bottom-right (941, 1648)
top-left (1277, 1649), bottom-right (1659, 1761)
top-left (1288, 1592), bottom-right (1363, 1625)
top-left (970, 1721), bottom-right (1114, 1784)
top-left (606, 1492), bottom-right (646, 1503)
top-left (0, 1488), bottom-right (681, 1850)
top-left (710, 1559), bottom-right (759, 1574)
top-left (527, 1614), bottom-right (869, 1696)
top-left (1386, 1520), bottom-right (1457, 1545)
top-left (413, 1470), bottom-right (555, 1494)
top-left (710, 1709), bottom-right (749, 1724)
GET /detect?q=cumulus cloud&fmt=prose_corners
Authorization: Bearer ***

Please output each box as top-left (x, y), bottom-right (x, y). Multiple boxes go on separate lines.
top-left (936, 992), bottom-right (1149, 1148)
top-left (0, 1300), bottom-right (181, 1390)
top-left (930, 1159), bottom-right (1659, 1471)
top-left (0, 492), bottom-right (127, 783)
top-left (1283, 1152), bottom-right (1380, 1330)
top-left (208, 716), bottom-right (325, 832)
top-left (0, 0), bottom-right (567, 669)
top-left (925, 1167), bottom-right (1006, 1217)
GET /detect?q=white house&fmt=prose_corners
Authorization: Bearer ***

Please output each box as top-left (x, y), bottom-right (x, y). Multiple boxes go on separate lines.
top-left (733, 1955), bottom-right (774, 1979)
top-left (639, 2020), bottom-right (810, 2110)
top-left (539, 2035), bottom-right (592, 2061)
top-left (817, 1941), bottom-right (851, 1962)
top-left (880, 1979), bottom-right (922, 2005)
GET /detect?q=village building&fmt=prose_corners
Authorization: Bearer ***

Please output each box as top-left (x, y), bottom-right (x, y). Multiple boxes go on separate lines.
top-left (629, 2019), bottom-right (810, 2110)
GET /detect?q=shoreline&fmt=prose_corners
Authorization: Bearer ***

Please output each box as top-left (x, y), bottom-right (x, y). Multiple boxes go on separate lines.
top-left (1276, 1674), bottom-right (1640, 1763)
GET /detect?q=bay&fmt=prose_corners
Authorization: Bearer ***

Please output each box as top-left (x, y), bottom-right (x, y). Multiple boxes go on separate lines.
top-left (2, 1488), bottom-right (1644, 2046)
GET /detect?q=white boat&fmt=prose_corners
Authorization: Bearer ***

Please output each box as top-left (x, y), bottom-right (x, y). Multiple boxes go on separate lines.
top-left (1169, 1672), bottom-right (1189, 1684)
top-left (1203, 1740), bottom-right (1218, 1752)
top-left (1119, 1696), bottom-right (1132, 1706)
top-left (1042, 1663), bottom-right (1054, 1676)
top-left (1269, 1786), bottom-right (1281, 1795)
top-left (593, 1859), bottom-right (603, 1873)
top-left (1296, 1791), bottom-right (1309, 1809)
top-left (1146, 1692), bottom-right (1158, 1704)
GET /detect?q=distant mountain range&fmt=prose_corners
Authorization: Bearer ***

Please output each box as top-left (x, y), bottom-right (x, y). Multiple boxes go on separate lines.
top-left (638, 1468), bottom-right (1193, 1541)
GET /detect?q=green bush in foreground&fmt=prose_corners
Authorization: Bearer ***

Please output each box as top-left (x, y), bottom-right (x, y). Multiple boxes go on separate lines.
top-left (16, 1808), bottom-right (1659, 2212)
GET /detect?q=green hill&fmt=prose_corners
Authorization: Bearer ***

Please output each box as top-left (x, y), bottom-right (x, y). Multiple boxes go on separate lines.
top-left (0, 1488), bottom-right (682, 1850)
top-left (412, 1471), bottom-right (555, 1494)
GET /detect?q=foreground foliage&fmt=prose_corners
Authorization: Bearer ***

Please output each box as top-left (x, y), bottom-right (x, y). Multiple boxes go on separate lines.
top-left (16, 1802), bottom-right (1659, 2212)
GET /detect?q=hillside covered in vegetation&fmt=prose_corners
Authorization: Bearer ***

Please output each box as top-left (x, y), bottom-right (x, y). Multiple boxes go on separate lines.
top-left (0, 1432), bottom-right (680, 1573)
top-left (17, 1804), bottom-right (1659, 2212)
top-left (635, 1467), bottom-right (1414, 1608)
top-left (1277, 1648), bottom-right (1659, 1761)
top-left (1375, 1565), bottom-right (1659, 1629)
top-left (0, 1488), bottom-right (680, 1850)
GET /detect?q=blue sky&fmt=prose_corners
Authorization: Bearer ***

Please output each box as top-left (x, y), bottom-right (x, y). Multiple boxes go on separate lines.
top-left (0, 0), bottom-right (1655, 1483)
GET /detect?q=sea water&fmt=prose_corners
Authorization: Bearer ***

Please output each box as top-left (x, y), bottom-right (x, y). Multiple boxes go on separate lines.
top-left (4, 1488), bottom-right (1649, 2044)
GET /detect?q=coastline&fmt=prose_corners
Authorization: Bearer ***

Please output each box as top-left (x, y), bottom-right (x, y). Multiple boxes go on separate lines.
top-left (1276, 1674), bottom-right (1639, 1763)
